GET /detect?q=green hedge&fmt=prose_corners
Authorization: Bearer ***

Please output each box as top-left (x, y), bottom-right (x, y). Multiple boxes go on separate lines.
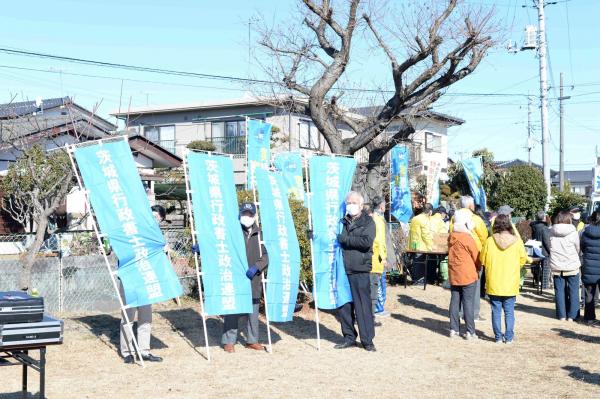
top-left (237, 190), bottom-right (313, 286)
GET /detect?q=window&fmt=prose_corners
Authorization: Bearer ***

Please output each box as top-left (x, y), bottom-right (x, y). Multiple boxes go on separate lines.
top-left (225, 120), bottom-right (246, 137)
top-left (299, 120), bottom-right (320, 150)
top-left (144, 125), bottom-right (176, 154)
top-left (210, 120), bottom-right (246, 155)
top-left (425, 132), bottom-right (442, 153)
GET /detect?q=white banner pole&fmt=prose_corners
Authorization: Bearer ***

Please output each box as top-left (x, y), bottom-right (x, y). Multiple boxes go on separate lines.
top-left (182, 149), bottom-right (211, 362)
top-left (303, 155), bottom-right (321, 351)
top-left (66, 143), bottom-right (145, 368)
top-left (251, 173), bottom-right (273, 354)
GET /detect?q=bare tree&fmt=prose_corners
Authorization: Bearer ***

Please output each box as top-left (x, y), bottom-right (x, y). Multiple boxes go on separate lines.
top-left (0, 99), bottom-right (103, 290)
top-left (256, 0), bottom-right (496, 199)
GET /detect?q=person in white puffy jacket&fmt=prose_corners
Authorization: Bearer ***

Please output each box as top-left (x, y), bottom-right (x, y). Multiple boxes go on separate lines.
top-left (549, 211), bottom-right (581, 321)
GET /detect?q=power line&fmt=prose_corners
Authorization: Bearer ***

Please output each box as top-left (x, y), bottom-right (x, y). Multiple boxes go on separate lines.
top-left (0, 46), bottom-right (540, 98)
top-left (0, 47), bottom-right (272, 84)
top-left (0, 64), bottom-right (248, 93)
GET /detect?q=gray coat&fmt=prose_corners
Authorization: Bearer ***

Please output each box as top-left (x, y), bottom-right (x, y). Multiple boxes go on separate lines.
top-left (242, 223), bottom-right (269, 299)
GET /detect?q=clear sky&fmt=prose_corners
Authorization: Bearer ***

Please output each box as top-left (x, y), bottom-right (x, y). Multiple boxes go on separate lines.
top-left (0, 0), bottom-right (598, 172)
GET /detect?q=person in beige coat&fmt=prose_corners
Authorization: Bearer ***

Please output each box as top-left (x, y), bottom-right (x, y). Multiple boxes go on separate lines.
top-left (549, 211), bottom-right (581, 321)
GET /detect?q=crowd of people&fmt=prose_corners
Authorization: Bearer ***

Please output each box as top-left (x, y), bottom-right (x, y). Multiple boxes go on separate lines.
top-left (119, 194), bottom-right (600, 362)
top-left (406, 195), bottom-right (600, 344)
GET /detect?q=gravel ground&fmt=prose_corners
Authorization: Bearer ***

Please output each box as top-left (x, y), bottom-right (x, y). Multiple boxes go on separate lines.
top-left (1, 283), bottom-right (600, 398)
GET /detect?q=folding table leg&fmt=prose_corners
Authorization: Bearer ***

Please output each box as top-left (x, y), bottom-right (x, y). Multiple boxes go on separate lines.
top-left (40, 347), bottom-right (46, 399)
top-left (22, 350), bottom-right (28, 399)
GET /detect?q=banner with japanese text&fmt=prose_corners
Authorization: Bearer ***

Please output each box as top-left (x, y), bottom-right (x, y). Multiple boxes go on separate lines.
top-left (255, 169), bottom-right (301, 322)
top-left (309, 155), bottom-right (355, 309)
top-left (187, 152), bottom-right (253, 315)
top-left (247, 119), bottom-right (272, 189)
top-left (273, 152), bottom-right (305, 202)
top-left (462, 157), bottom-right (487, 210)
top-left (73, 139), bottom-right (183, 307)
top-left (390, 145), bottom-right (413, 223)
top-left (428, 161), bottom-right (441, 208)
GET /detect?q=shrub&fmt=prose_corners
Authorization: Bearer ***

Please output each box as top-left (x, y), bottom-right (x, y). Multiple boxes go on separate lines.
top-left (237, 190), bottom-right (313, 286)
top-left (490, 165), bottom-right (547, 219)
top-left (186, 140), bottom-right (216, 151)
top-left (548, 183), bottom-right (587, 219)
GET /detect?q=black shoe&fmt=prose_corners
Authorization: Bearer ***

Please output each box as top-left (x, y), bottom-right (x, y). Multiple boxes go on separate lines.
top-left (364, 344), bottom-right (377, 352)
top-left (334, 341), bottom-right (356, 349)
top-left (374, 321), bottom-right (382, 327)
top-left (141, 353), bottom-right (163, 362)
top-left (123, 355), bottom-right (135, 364)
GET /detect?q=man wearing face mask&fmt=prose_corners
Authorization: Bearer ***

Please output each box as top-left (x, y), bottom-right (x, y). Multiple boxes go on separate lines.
top-left (221, 203), bottom-right (269, 353)
top-left (570, 206), bottom-right (585, 232)
top-left (335, 191), bottom-right (377, 352)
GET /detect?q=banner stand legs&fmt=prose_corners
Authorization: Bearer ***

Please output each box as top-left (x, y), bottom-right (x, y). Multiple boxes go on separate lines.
top-left (66, 143), bottom-right (146, 368)
top-left (183, 152), bottom-right (212, 362)
top-left (251, 185), bottom-right (274, 354)
top-left (304, 157), bottom-right (322, 352)
top-left (261, 273), bottom-right (273, 354)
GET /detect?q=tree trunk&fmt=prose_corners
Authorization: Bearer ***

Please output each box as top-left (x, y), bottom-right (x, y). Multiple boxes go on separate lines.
top-left (352, 162), bottom-right (388, 204)
top-left (18, 216), bottom-right (48, 291)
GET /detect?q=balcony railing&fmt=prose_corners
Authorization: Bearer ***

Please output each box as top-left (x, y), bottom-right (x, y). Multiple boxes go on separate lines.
top-left (208, 136), bottom-right (246, 156)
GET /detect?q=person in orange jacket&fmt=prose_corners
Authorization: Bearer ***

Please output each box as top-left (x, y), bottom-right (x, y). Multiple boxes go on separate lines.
top-left (448, 209), bottom-right (481, 340)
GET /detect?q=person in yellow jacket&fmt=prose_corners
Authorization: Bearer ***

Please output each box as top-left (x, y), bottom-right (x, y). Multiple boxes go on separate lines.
top-left (479, 214), bottom-right (531, 344)
top-left (570, 206), bottom-right (585, 232)
top-left (408, 203), bottom-right (434, 251)
top-left (408, 203), bottom-right (435, 284)
top-left (430, 206), bottom-right (449, 234)
top-left (449, 196), bottom-right (488, 251)
top-left (370, 196), bottom-right (387, 322)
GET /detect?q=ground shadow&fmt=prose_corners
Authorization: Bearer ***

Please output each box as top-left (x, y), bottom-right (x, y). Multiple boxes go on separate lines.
top-left (0, 392), bottom-right (38, 399)
top-left (562, 365), bottom-right (600, 386)
top-left (158, 308), bottom-right (282, 351)
top-left (520, 290), bottom-right (554, 303)
top-left (391, 313), bottom-right (493, 341)
top-left (514, 302), bottom-right (557, 319)
top-left (272, 312), bottom-right (342, 347)
top-left (397, 294), bottom-right (449, 318)
top-left (74, 315), bottom-right (168, 353)
top-left (552, 328), bottom-right (600, 344)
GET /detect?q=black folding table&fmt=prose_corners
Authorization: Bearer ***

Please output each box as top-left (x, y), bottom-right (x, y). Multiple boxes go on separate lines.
top-left (1, 342), bottom-right (60, 399)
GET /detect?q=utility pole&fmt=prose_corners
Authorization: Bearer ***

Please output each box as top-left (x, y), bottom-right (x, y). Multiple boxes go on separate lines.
top-left (536, 0), bottom-right (551, 203)
top-left (558, 72), bottom-right (571, 191)
top-left (527, 96), bottom-right (533, 166)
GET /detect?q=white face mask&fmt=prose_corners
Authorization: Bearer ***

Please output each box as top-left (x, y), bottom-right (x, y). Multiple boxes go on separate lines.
top-left (572, 212), bottom-right (581, 221)
top-left (240, 215), bottom-right (255, 228)
top-left (346, 203), bottom-right (360, 216)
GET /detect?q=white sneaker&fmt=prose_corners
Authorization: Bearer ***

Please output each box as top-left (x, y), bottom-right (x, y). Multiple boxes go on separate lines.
top-left (465, 332), bottom-right (478, 341)
top-left (495, 339), bottom-right (504, 344)
top-left (505, 340), bottom-right (514, 345)
top-left (449, 330), bottom-right (460, 338)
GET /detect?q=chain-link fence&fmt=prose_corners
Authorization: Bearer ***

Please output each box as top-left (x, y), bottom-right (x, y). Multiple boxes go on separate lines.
top-left (0, 228), bottom-right (195, 315)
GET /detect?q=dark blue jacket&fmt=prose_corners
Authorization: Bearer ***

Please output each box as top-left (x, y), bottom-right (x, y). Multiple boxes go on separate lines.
top-left (581, 225), bottom-right (600, 284)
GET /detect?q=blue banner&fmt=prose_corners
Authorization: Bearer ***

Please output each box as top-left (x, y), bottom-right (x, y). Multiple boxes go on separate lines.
top-left (73, 139), bottom-right (183, 307)
top-left (187, 152), bottom-right (253, 316)
top-left (462, 157), bottom-right (487, 210)
top-left (309, 155), bottom-right (355, 309)
top-left (273, 152), bottom-right (305, 202)
top-left (390, 145), bottom-right (413, 223)
top-left (247, 119), bottom-right (272, 189)
top-left (255, 169), bottom-right (301, 322)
